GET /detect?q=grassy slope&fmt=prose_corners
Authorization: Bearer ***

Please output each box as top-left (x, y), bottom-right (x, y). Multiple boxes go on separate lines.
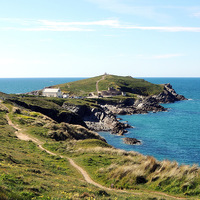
top-left (68, 143), bottom-right (200, 199)
top-left (0, 104), bottom-right (145, 200)
top-left (98, 75), bottom-right (163, 96)
top-left (55, 75), bottom-right (102, 96)
top-left (1, 100), bottom-right (200, 199)
top-left (0, 111), bottom-right (87, 199)
top-left (55, 74), bottom-right (164, 96)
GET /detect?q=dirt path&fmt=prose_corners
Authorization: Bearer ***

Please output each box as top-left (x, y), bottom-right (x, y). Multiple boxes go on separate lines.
top-left (4, 110), bottom-right (187, 199)
top-left (6, 114), bottom-right (42, 144)
top-left (96, 74), bottom-right (106, 94)
top-left (67, 158), bottom-right (114, 191)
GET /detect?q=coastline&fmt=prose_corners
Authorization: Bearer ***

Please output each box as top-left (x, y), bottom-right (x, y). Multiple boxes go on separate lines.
top-left (1, 78), bottom-right (200, 198)
top-left (2, 79), bottom-right (198, 166)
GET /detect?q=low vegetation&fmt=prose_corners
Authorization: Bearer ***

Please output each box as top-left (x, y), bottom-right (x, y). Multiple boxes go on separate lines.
top-left (0, 95), bottom-right (200, 199)
top-left (55, 74), bottom-right (164, 96)
top-left (0, 102), bottom-right (175, 200)
top-left (55, 75), bottom-right (102, 96)
top-left (72, 146), bottom-right (200, 197)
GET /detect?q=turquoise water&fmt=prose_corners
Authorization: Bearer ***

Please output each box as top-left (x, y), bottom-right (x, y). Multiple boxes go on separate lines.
top-left (99, 78), bottom-right (200, 165)
top-left (0, 77), bottom-right (199, 165)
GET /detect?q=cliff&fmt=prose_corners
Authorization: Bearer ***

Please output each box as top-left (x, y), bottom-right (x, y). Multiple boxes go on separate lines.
top-left (62, 103), bottom-right (131, 135)
top-left (60, 83), bottom-right (187, 135)
top-left (2, 75), bottom-right (187, 135)
top-left (102, 83), bottom-right (187, 116)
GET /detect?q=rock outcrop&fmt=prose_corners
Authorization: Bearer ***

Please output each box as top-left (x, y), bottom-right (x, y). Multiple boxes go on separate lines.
top-left (101, 84), bottom-right (187, 116)
top-left (61, 83), bottom-right (187, 135)
top-left (153, 83), bottom-right (187, 103)
top-left (13, 82), bottom-right (187, 136)
top-left (62, 103), bottom-right (131, 135)
top-left (123, 137), bottom-right (141, 145)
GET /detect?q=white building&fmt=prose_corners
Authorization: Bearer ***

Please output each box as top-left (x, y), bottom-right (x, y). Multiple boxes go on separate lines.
top-left (42, 88), bottom-right (63, 98)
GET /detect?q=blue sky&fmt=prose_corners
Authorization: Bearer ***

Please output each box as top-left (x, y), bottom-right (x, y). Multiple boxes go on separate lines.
top-left (0, 0), bottom-right (200, 77)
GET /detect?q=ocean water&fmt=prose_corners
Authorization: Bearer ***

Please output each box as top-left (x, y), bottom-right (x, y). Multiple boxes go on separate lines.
top-left (0, 77), bottom-right (199, 165)
top-left (0, 78), bottom-right (85, 94)
top-left (99, 78), bottom-right (200, 165)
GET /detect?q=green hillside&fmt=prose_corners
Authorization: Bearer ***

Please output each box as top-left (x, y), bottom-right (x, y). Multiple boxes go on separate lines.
top-left (0, 95), bottom-right (200, 199)
top-left (55, 74), bottom-right (164, 96)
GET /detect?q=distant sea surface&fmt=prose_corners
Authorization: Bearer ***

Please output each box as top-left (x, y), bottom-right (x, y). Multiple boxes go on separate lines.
top-left (0, 77), bottom-right (200, 165)
top-left (0, 78), bottom-right (85, 94)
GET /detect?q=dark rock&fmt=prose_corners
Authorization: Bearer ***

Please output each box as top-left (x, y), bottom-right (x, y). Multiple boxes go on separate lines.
top-left (61, 82), bottom-right (187, 135)
top-left (63, 103), bottom-right (132, 135)
top-left (154, 83), bottom-right (187, 103)
top-left (9, 99), bottom-right (87, 128)
top-left (123, 137), bottom-right (141, 145)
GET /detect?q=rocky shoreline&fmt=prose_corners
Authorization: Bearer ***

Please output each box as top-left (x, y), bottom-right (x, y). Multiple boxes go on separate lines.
top-left (63, 84), bottom-right (187, 135)
top-left (14, 83), bottom-right (187, 136)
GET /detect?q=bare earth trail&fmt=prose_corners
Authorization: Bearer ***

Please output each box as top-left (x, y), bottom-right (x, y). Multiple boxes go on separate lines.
top-left (5, 110), bottom-right (188, 199)
top-left (96, 74), bottom-right (107, 94)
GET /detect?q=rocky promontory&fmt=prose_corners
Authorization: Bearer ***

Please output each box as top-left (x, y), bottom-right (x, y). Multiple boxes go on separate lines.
top-left (14, 75), bottom-right (188, 136)
top-left (101, 83), bottom-right (187, 116)
top-left (61, 83), bottom-right (187, 135)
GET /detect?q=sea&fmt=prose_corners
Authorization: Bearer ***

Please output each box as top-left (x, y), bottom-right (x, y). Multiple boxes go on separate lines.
top-left (0, 77), bottom-right (200, 166)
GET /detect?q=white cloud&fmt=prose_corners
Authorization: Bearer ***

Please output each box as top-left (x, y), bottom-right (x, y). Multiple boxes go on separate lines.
top-left (135, 54), bottom-right (184, 59)
top-left (0, 18), bottom-right (119, 32)
top-left (118, 26), bottom-right (200, 32)
top-left (19, 27), bottom-right (93, 32)
top-left (151, 54), bottom-right (184, 59)
top-left (1, 18), bottom-right (200, 33)
top-left (38, 19), bottom-right (120, 27)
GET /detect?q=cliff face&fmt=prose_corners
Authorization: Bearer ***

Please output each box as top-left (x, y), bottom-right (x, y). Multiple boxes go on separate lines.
top-left (4, 83), bottom-right (187, 136)
top-left (62, 103), bottom-right (131, 135)
top-left (102, 84), bottom-right (187, 116)
top-left (8, 99), bottom-right (87, 128)
top-left (62, 83), bottom-right (187, 135)
top-left (153, 83), bottom-right (187, 103)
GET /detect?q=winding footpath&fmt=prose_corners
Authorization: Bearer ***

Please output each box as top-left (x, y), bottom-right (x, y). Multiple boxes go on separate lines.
top-left (96, 74), bottom-right (107, 94)
top-left (4, 108), bottom-right (188, 200)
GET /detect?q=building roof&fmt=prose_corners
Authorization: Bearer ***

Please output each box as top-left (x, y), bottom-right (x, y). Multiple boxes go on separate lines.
top-left (43, 88), bottom-right (60, 93)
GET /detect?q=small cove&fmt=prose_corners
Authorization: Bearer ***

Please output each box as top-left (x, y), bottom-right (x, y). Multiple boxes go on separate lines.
top-left (0, 77), bottom-right (199, 165)
top-left (99, 78), bottom-right (200, 165)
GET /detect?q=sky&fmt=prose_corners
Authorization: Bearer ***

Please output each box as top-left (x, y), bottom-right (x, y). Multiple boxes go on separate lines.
top-left (0, 0), bottom-right (200, 77)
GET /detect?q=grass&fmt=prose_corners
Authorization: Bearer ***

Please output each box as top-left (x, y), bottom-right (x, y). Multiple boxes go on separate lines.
top-left (54, 74), bottom-right (164, 96)
top-left (71, 146), bottom-right (200, 198)
top-left (0, 112), bottom-right (86, 199)
top-left (55, 75), bottom-right (102, 96)
top-left (77, 139), bottom-right (112, 148)
top-left (10, 107), bottom-right (104, 143)
top-left (100, 75), bottom-right (164, 96)
top-left (16, 96), bottom-right (62, 110)
top-left (0, 105), bottom-right (171, 199)
top-left (1, 100), bottom-right (200, 199)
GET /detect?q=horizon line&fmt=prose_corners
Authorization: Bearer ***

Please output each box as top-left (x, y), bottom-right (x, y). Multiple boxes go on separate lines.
top-left (0, 76), bottom-right (200, 78)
